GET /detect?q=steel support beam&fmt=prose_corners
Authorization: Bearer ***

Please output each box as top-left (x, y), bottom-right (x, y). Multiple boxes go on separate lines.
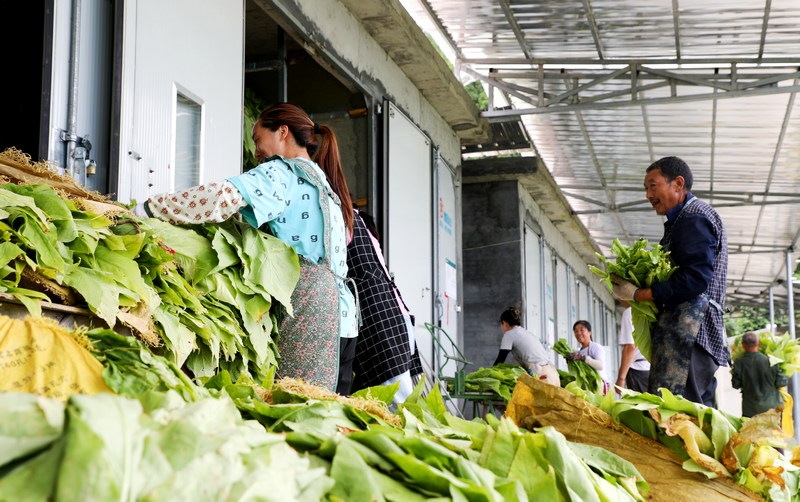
top-left (482, 84), bottom-right (800, 119)
top-left (581, 0), bottom-right (605, 59)
top-left (671, 0), bottom-right (681, 59)
top-left (758, 0), bottom-right (773, 59)
top-left (462, 57), bottom-right (800, 66)
top-left (572, 197), bottom-right (800, 214)
top-left (787, 249), bottom-right (798, 443)
top-left (498, 0), bottom-right (532, 59)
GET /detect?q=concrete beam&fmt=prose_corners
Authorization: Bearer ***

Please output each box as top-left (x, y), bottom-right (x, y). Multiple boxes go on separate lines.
top-left (463, 155), bottom-right (604, 270)
top-left (462, 156), bottom-right (537, 178)
top-left (339, 0), bottom-right (491, 145)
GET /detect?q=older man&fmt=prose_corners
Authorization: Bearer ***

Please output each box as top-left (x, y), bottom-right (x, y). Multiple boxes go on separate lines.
top-left (732, 332), bottom-right (788, 417)
top-left (611, 156), bottom-right (728, 406)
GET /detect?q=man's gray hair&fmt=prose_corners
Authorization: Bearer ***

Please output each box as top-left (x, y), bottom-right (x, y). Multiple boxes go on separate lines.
top-left (742, 331), bottom-right (759, 347)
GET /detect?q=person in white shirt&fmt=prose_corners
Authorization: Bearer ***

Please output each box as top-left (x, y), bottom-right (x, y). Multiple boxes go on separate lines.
top-left (493, 307), bottom-right (560, 386)
top-left (567, 320), bottom-right (609, 391)
top-left (615, 302), bottom-right (651, 393)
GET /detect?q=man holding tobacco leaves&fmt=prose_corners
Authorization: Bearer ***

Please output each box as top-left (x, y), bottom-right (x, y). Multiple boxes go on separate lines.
top-left (611, 156), bottom-right (729, 406)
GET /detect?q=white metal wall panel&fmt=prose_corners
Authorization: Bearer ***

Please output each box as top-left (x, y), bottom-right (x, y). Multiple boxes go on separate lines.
top-left (523, 226), bottom-right (542, 347)
top-left (117, 0), bottom-right (244, 204)
top-left (555, 257), bottom-right (569, 343)
top-left (568, 269), bottom-right (578, 329)
top-left (386, 103), bottom-right (434, 372)
top-left (436, 156), bottom-right (458, 331)
top-left (435, 154), bottom-right (459, 377)
top-left (543, 245), bottom-right (555, 350)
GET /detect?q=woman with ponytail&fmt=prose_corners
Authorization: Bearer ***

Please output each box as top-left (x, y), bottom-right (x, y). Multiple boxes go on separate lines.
top-left (494, 307), bottom-right (560, 386)
top-left (139, 102), bottom-right (357, 392)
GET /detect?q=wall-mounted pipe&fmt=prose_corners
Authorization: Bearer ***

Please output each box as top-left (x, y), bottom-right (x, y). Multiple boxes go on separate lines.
top-left (65, 0), bottom-right (82, 178)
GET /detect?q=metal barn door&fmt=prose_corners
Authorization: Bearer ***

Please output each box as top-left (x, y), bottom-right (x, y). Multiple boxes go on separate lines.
top-left (116, 0), bottom-right (244, 204)
top-left (384, 102), bottom-right (434, 372)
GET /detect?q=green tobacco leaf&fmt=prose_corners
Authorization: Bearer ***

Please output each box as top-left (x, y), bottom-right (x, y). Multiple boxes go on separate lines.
top-left (329, 440), bottom-right (386, 502)
top-left (352, 382), bottom-right (400, 406)
top-left (372, 469), bottom-right (433, 502)
top-left (54, 394), bottom-right (148, 501)
top-left (7, 286), bottom-right (51, 317)
top-left (208, 226), bottom-right (241, 274)
top-left (535, 427), bottom-right (604, 502)
top-left (507, 436), bottom-right (561, 502)
top-left (482, 419), bottom-right (524, 477)
top-left (62, 266), bottom-right (124, 326)
top-left (145, 219), bottom-right (218, 283)
top-left (568, 441), bottom-right (648, 500)
top-left (385, 451), bottom-right (472, 496)
top-left (93, 245), bottom-right (152, 304)
top-left (399, 436), bottom-right (459, 467)
top-left (424, 384), bottom-right (447, 423)
top-left (630, 310), bottom-right (653, 361)
top-left (0, 393), bottom-right (65, 468)
top-left (10, 184), bottom-right (77, 242)
top-left (0, 186), bottom-right (49, 227)
top-left (0, 436), bottom-right (66, 500)
top-left (240, 227), bottom-right (299, 315)
top-left (18, 219), bottom-right (65, 272)
top-left (153, 306), bottom-right (197, 367)
top-left (0, 242), bottom-right (25, 270)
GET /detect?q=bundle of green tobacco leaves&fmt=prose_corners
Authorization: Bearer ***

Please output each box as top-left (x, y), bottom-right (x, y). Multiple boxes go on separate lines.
top-left (590, 237), bottom-right (677, 361)
top-left (553, 338), bottom-right (604, 394)
top-left (568, 384), bottom-right (799, 501)
top-left (729, 331), bottom-right (800, 378)
top-left (0, 182), bottom-right (299, 382)
top-left (459, 363), bottom-right (526, 402)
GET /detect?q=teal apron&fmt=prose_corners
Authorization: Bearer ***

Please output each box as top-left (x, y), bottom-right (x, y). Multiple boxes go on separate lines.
top-left (275, 160), bottom-right (342, 391)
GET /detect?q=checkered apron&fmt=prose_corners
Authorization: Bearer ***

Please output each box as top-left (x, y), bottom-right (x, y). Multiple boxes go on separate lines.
top-left (347, 211), bottom-right (413, 390)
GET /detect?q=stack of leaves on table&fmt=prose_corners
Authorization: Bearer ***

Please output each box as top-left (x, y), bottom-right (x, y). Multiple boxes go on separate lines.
top-left (456, 363), bottom-right (526, 403)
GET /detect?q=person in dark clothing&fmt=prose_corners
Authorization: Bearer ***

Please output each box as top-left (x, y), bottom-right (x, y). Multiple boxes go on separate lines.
top-left (732, 332), bottom-right (788, 417)
top-left (611, 156), bottom-right (728, 406)
top-left (345, 206), bottom-right (418, 404)
top-left (358, 209), bottom-right (424, 379)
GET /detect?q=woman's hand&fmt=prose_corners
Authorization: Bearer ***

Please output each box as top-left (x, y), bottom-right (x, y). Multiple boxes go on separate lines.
top-left (566, 352), bottom-right (585, 361)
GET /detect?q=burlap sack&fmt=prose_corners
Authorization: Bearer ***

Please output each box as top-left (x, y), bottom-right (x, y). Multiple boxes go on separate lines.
top-left (506, 373), bottom-right (762, 502)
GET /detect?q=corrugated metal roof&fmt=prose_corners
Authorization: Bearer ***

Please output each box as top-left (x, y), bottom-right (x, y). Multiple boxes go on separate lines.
top-left (404, 0), bottom-right (800, 312)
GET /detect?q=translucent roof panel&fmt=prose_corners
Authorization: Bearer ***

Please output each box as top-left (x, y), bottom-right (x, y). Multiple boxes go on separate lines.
top-left (405, 0), bottom-right (800, 311)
